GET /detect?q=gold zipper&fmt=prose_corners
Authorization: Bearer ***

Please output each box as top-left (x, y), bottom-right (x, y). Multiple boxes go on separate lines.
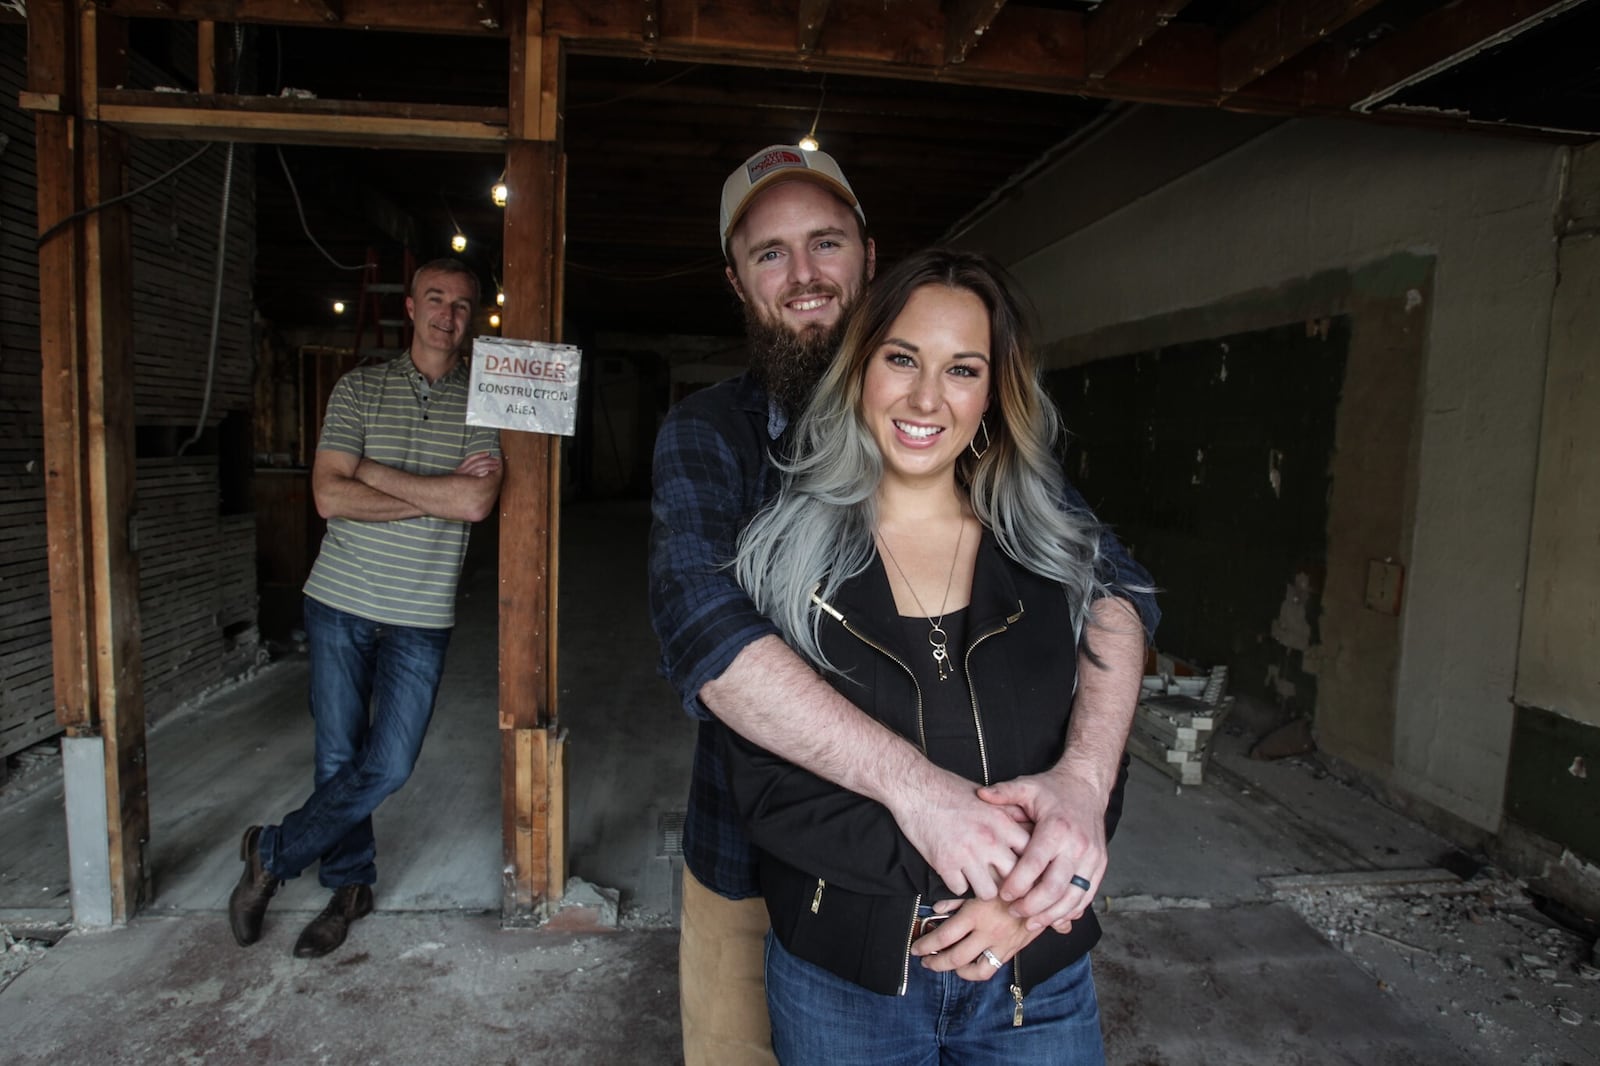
top-left (961, 606), bottom-right (1019, 786)
top-left (898, 894), bottom-right (922, 996)
top-left (811, 878), bottom-right (825, 914)
top-left (1010, 976), bottom-right (1025, 1027)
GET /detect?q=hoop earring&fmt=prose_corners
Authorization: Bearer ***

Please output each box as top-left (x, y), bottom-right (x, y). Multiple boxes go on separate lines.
top-left (969, 418), bottom-right (991, 460)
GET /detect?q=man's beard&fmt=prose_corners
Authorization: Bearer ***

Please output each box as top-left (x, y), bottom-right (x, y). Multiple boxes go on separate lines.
top-left (743, 298), bottom-right (850, 418)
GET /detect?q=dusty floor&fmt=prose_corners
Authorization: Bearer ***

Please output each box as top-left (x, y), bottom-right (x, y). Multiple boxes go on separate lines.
top-left (2, 501), bottom-right (1597, 1064)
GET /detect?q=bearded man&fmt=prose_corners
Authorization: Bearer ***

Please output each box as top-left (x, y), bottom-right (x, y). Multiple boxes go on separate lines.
top-left (649, 146), bottom-right (1157, 1066)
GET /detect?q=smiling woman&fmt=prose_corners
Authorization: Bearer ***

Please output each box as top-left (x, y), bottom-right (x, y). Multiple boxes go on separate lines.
top-left (725, 248), bottom-right (1141, 1065)
top-left (862, 284), bottom-right (992, 492)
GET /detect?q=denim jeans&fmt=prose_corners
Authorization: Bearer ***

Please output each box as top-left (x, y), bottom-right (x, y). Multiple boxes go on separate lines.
top-left (765, 932), bottom-right (1105, 1066)
top-left (260, 597), bottom-right (452, 889)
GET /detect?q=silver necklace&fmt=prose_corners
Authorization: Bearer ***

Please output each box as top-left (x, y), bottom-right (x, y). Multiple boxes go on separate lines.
top-left (876, 520), bottom-right (965, 682)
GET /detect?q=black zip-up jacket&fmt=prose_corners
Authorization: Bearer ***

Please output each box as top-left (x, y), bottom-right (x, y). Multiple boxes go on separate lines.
top-left (725, 527), bottom-right (1129, 1002)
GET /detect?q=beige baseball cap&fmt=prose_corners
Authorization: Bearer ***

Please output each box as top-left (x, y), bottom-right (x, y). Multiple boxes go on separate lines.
top-left (719, 144), bottom-right (866, 250)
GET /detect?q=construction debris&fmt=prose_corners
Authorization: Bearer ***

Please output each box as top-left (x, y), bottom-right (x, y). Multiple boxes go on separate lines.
top-left (1128, 664), bottom-right (1231, 785)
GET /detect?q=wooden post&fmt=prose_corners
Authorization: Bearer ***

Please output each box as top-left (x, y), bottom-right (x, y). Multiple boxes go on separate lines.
top-left (31, 0), bottom-right (151, 923)
top-left (499, 0), bottom-right (568, 921)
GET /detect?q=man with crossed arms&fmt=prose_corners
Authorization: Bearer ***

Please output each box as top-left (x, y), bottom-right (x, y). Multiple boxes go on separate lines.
top-left (650, 146), bottom-right (1158, 1064)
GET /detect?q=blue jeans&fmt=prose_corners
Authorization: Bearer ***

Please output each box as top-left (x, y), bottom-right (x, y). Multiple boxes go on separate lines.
top-left (260, 597), bottom-right (452, 889)
top-left (765, 932), bottom-right (1105, 1066)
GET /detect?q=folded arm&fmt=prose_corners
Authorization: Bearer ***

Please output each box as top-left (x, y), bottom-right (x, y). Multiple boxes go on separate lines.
top-left (312, 448), bottom-right (502, 523)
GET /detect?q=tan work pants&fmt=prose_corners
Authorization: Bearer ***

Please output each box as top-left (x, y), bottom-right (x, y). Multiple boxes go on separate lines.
top-left (679, 865), bottom-right (776, 1066)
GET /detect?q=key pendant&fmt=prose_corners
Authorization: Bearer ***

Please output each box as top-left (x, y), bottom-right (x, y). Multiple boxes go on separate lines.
top-left (929, 625), bottom-right (951, 682)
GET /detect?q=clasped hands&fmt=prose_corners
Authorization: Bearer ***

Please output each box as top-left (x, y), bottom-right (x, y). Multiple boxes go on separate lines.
top-left (899, 764), bottom-right (1109, 982)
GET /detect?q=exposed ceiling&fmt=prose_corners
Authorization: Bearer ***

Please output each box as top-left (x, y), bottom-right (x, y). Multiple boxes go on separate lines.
top-left (90, 0), bottom-right (1599, 341)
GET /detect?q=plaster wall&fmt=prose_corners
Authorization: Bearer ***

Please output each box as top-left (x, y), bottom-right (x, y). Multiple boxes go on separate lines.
top-left (965, 117), bottom-right (1563, 830)
top-left (1515, 144), bottom-right (1600, 728)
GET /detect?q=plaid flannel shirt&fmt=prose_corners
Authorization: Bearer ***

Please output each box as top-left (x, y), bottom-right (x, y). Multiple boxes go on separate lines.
top-left (648, 372), bottom-right (1160, 900)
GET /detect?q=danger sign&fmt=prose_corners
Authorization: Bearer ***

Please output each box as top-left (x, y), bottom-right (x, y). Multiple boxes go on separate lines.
top-left (467, 337), bottom-right (583, 436)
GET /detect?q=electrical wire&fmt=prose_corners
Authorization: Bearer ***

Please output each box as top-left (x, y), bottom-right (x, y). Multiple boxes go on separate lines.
top-left (35, 143), bottom-right (215, 249)
top-left (276, 146), bottom-right (366, 271)
top-left (568, 64), bottom-right (703, 109)
top-left (178, 24), bottom-right (246, 457)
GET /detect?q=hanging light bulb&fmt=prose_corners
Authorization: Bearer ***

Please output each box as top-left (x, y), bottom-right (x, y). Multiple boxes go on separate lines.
top-left (332, 300), bottom-right (346, 315)
top-left (491, 181), bottom-right (509, 207)
top-left (496, 290), bottom-right (506, 306)
top-left (451, 232), bottom-right (468, 253)
top-left (489, 312), bottom-right (501, 328)
top-left (798, 76), bottom-right (826, 153)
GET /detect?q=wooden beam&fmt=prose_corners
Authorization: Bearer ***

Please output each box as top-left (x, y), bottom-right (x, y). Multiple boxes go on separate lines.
top-left (498, 134), bottom-right (565, 915)
top-left (797, 0), bottom-right (831, 55)
top-left (196, 20), bottom-right (217, 93)
top-left (32, 0), bottom-right (94, 735)
top-left (33, 0), bottom-right (152, 923)
top-left (1218, 0), bottom-right (1387, 94)
top-left (945, 0), bottom-right (1008, 65)
top-left (82, 1), bottom-right (151, 928)
top-left (85, 91), bottom-right (509, 150)
top-left (100, 0), bottom-right (504, 34)
top-left (1086, 0), bottom-right (1193, 79)
top-left (1293, 0), bottom-right (1591, 111)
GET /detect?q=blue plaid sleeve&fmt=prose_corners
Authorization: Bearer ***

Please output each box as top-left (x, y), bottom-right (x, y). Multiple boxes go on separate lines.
top-left (648, 396), bottom-right (783, 721)
top-left (1058, 475), bottom-right (1161, 640)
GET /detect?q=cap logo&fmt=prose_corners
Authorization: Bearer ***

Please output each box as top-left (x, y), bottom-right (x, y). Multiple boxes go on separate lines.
top-left (747, 149), bottom-right (807, 183)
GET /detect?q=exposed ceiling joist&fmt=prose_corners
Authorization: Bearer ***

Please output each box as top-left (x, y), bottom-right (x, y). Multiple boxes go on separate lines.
top-left (100, 0), bottom-right (504, 35)
top-left (71, 90), bottom-right (510, 150)
top-left (945, 0), bottom-right (1009, 65)
top-left (1342, 0), bottom-right (1589, 111)
top-left (1218, 0), bottom-right (1388, 94)
top-left (87, 0), bottom-right (1598, 141)
top-left (798, 0), bottom-right (831, 55)
top-left (1085, 0), bottom-right (1193, 79)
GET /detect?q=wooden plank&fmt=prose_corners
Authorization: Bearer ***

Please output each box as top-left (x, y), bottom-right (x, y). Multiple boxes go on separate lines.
top-left (80, 8), bottom-right (152, 921)
top-left (1218, 0), bottom-right (1387, 94)
top-left (1085, 0), bottom-right (1192, 79)
top-left (945, 0), bottom-right (1009, 65)
top-left (498, 133), bottom-right (564, 914)
top-left (797, 0), bottom-right (830, 55)
top-left (196, 20), bottom-right (216, 93)
top-left (102, 0), bottom-right (505, 35)
top-left (93, 91), bottom-right (509, 151)
top-left (34, 120), bottom-right (95, 734)
top-left (500, 725), bottom-right (546, 918)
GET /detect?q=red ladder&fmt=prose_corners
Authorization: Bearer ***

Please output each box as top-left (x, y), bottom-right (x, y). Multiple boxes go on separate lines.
top-left (352, 247), bottom-right (416, 362)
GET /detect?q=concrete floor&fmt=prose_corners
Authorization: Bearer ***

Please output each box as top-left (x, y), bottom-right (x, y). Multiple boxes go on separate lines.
top-left (0, 501), bottom-right (1591, 1064)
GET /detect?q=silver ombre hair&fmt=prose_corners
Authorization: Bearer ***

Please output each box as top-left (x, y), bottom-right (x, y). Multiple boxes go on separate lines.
top-left (735, 248), bottom-right (1114, 673)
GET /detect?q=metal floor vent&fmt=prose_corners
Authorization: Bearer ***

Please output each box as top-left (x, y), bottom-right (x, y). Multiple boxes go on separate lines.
top-left (658, 810), bottom-right (686, 857)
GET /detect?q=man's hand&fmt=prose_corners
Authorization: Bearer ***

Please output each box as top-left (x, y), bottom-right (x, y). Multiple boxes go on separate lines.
top-left (884, 763), bottom-right (1031, 900)
top-left (453, 452), bottom-right (503, 478)
top-left (978, 765), bottom-right (1107, 931)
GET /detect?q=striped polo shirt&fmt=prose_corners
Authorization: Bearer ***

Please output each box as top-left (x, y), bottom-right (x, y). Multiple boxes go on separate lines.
top-left (303, 353), bottom-right (501, 629)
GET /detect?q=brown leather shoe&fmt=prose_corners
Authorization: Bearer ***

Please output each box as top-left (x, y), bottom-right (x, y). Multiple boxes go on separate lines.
top-left (228, 825), bottom-right (279, 946)
top-left (293, 884), bottom-right (374, 959)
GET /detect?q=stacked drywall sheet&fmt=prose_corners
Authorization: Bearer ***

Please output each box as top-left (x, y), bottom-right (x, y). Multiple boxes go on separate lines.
top-left (1127, 666), bottom-right (1231, 786)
